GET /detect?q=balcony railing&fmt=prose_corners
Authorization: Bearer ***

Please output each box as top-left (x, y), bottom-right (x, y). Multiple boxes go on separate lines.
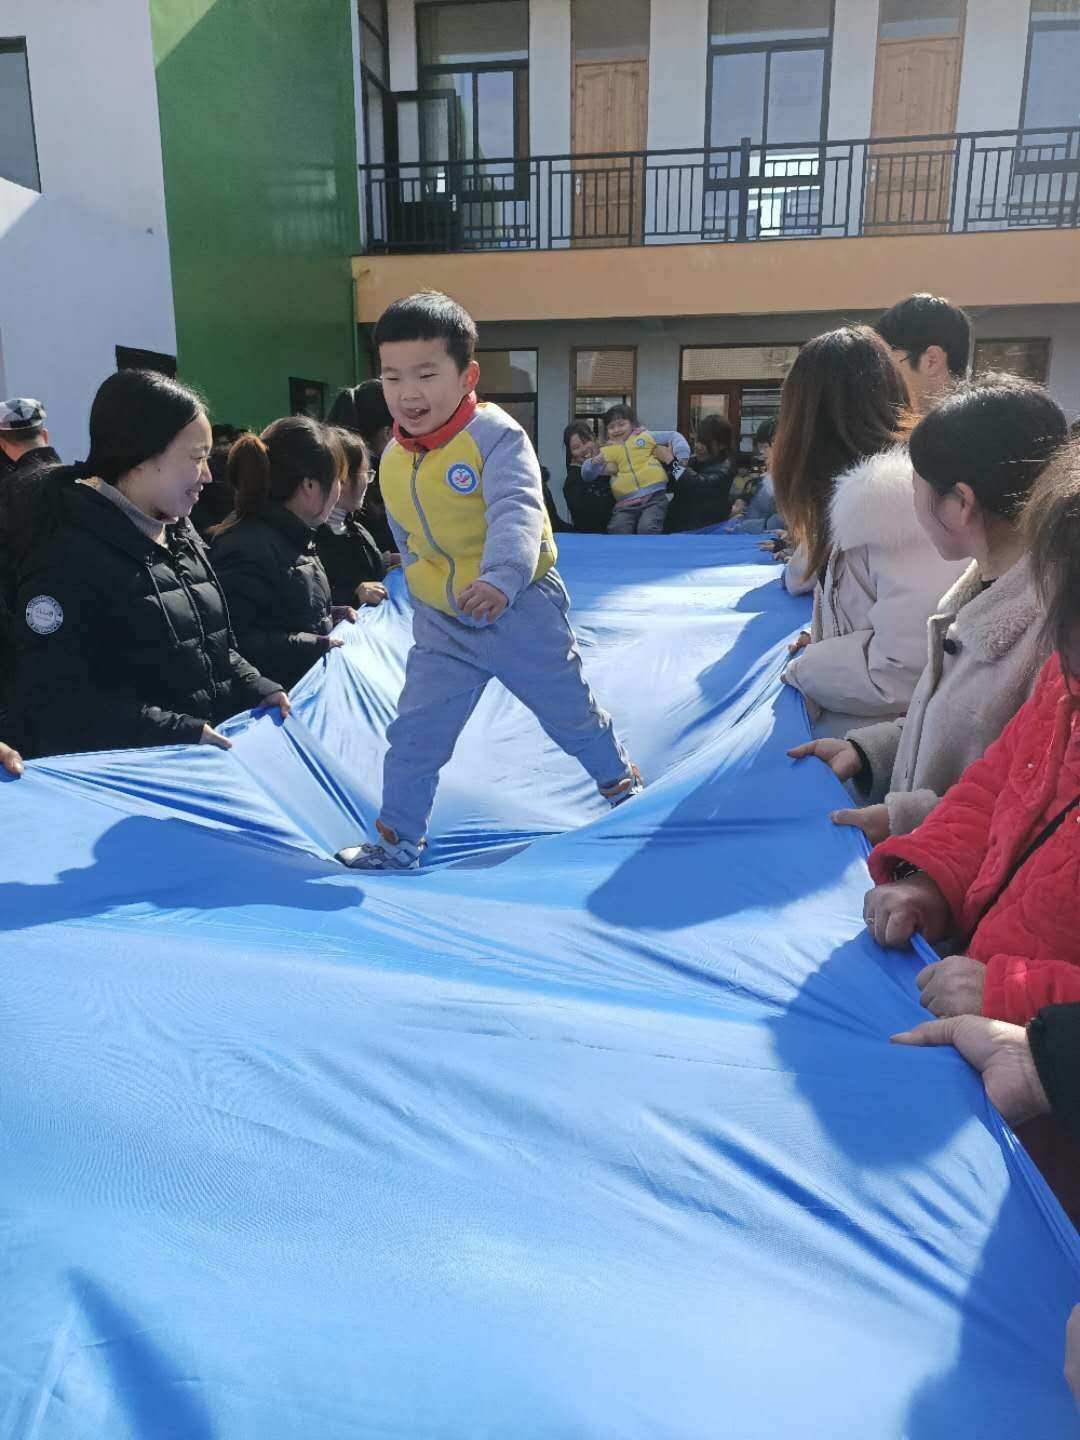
top-left (359, 126), bottom-right (1080, 254)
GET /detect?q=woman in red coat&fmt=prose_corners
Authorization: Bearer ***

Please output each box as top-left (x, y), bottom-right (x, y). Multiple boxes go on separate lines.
top-left (864, 436), bottom-right (1080, 1214)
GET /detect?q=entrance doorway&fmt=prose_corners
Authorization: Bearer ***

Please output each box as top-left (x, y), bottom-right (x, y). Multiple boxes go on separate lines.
top-left (571, 0), bottom-right (649, 247)
top-left (677, 345), bottom-right (796, 460)
top-left (866, 1), bottom-right (966, 233)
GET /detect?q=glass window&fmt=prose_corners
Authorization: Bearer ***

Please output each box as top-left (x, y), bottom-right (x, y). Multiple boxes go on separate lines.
top-left (477, 70), bottom-right (515, 161)
top-left (972, 339), bottom-right (1051, 384)
top-left (289, 378), bottom-right (327, 419)
top-left (574, 0), bottom-right (651, 60)
top-left (419, 2), bottom-right (528, 66)
top-left (709, 0), bottom-right (830, 45)
top-left (879, 0), bottom-right (964, 39)
top-left (360, 26), bottom-right (387, 82)
top-left (681, 346), bottom-right (798, 381)
top-left (710, 52), bottom-right (767, 147)
top-left (572, 349), bottom-right (636, 433)
top-left (0, 40), bottom-right (40, 191)
top-left (766, 48), bottom-right (826, 145)
top-left (707, 4), bottom-right (831, 154)
top-left (479, 349), bottom-right (537, 393)
top-left (1022, 12), bottom-right (1080, 131)
top-left (477, 349), bottom-right (538, 446)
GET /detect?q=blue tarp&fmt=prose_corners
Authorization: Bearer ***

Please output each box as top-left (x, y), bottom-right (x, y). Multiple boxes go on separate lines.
top-left (3, 533), bottom-right (1079, 1438)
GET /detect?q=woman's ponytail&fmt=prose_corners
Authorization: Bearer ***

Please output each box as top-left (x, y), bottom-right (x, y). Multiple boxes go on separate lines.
top-left (209, 432), bottom-right (271, 538)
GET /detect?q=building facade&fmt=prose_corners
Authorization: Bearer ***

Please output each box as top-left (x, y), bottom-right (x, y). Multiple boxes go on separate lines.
top-left (353, 0), bottom-right (1080, 500)
top-left (0, 1), bottom-right (176, 459)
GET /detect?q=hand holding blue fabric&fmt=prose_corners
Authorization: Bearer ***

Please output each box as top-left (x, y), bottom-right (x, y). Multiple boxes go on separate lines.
top-left (916, 954), bottom-right (987, 1018)
top-left (788, 737), bottom-right (862, 782)
top-left (831, 804), bottom-right (891, 845)
top-left (864, 872), bottom-right (950, 948)
top-left (0, 741), bottom-right (23, 777)
top-left (890, 1013), bottom-right (1048, 1126)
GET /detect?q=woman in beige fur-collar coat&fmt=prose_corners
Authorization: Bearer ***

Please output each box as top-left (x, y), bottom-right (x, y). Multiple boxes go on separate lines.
top-left (772, 327), bottom-right (965, 738)
top-left (791, 373), bottom-right (1069, 841)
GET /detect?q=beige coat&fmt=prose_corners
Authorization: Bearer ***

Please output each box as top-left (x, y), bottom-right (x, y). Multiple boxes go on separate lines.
top-left (846, 554), bottom-right (1046, 835)
top-left (783, 447), bottom-right (967, 736)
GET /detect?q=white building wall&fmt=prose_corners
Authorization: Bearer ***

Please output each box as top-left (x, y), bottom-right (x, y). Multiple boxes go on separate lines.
top-left (530, 0), bottom-right (572, 156)
top-left (827, 0), bottom-right (880, 141)
top-left (0, 0), bottom-right (175, 461)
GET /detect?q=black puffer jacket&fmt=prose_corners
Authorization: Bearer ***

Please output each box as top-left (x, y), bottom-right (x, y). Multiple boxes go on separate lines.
top-left (211, 501), bottom-right (334, 692)
top-left (563, 464), bottom-right (614, 534)
top-left (665, 456), bottom-right (736, 532)
top-left (315, 512), bottom-right (387, 607)
top-left (11, 479), bottom-right (280, 758)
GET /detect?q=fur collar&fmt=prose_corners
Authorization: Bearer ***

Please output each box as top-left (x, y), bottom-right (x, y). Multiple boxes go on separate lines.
top-left (940, 554), bottom-right (1042, 660)
top-left (828, 447), bottom-right (921, 552)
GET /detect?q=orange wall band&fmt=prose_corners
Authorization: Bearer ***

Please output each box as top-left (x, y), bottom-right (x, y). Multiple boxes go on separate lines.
top-left (354, 230), bottom-right (1080, 325)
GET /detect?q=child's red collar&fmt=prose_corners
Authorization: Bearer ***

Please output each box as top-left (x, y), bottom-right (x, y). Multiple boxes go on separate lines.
top-left (393, 392), bottom-right (478, 453)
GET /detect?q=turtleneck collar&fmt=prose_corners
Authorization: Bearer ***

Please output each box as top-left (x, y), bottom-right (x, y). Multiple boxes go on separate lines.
top-left (392, 392), bottom-right (478, 454)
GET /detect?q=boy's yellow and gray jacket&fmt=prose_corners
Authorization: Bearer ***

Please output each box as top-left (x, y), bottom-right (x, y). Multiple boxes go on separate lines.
top-left (580, 428), bottom-right (690, 502)
top-left (379, 395), bottom-right (557, 618)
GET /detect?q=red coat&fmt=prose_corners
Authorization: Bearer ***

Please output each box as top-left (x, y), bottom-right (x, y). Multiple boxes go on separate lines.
top-left (869, 656), bottom-right (1080, 1025)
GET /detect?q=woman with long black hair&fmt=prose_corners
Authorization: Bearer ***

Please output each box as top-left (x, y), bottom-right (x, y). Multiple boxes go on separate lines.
top-left (9, 369), bottom-right (288, 759)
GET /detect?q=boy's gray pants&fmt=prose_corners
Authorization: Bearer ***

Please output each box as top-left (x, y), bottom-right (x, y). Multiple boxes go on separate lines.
top-left (380, 571), bottom-right (630, 844)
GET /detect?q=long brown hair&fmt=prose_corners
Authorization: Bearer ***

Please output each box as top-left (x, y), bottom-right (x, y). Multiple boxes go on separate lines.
top-left (771, 326), bottom-right (910, 579)
top-left (210, 416), bottom-right (345, 537)
top-left (1024, 436), bottom-right (1080, 678)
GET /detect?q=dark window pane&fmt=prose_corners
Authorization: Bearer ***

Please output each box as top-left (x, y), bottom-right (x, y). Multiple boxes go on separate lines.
top-left (766, 48), bottom-right (825, 144)
top-left (709, 0), bottom-right (830, 44)
top-left (424, 79), bottom-right (473, 162)
top-left (419, 1), bottom-right (528, 66)
top-left (879, 0), bottom-right (964, 38)
top-left (479, 350), bottom-right (538, 392)
top-left (362, 76), bottom-right (386, 166)
top-left (710, 51), bottom-right (766, 148)
top-left (574, 0), bottom-right (650, 60)
top-left (1022, 26), bottom-right (1080, 130)
top-left (973, 339), bottom-right (1050, 383)
top-left (360, 23), bottom-right (387, 82)
top-left (0, 42), bottom-right (40, 191)
top-left (358, 0), bottom-right (385, 35)
top-left (490, 399), bottom-right (536, 443)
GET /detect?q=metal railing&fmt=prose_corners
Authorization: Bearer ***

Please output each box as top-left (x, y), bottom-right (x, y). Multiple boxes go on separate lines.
top-left (358, 126), bottom-right (1080, 254)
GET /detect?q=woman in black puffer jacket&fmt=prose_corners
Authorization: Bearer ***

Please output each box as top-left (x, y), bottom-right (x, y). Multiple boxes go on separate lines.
top-left (211, 417), bottom-right (351, 693)
top-left (10, 370), bottom-right (288, 760)
top-left (315, 428), bottom-right (399, 609)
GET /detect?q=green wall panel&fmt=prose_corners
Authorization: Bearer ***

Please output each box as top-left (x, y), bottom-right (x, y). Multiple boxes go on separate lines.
top-left (151, 0), bottom-right (362, 429)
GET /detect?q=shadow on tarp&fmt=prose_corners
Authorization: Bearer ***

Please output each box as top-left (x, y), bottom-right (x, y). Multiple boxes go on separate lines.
top-left (0, 814), bottom-right (356, 933)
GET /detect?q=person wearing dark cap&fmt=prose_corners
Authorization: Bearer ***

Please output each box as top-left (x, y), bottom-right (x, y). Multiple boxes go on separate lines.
top-left (0, 398), bottom-right (60, 479)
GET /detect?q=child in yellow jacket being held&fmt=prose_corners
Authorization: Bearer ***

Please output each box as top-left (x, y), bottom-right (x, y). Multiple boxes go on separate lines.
top-left (581, 403), bottom-right (690, 535)
top-left (337, 291), bottom-right (643, 872)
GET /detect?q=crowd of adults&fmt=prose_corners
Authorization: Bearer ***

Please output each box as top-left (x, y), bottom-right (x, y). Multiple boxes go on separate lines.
top-left (3, 289), bottom-right (1080, 1393)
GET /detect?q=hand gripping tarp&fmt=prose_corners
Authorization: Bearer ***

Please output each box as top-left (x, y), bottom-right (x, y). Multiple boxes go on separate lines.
top-left (2, 534), bottom-right (1079, 1438)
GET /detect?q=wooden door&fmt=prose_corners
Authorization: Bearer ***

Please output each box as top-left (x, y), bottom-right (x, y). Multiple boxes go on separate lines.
top-left (571, 59), bottom-right (648, 246)
top-left (866, 35), bottom-right (962, 233)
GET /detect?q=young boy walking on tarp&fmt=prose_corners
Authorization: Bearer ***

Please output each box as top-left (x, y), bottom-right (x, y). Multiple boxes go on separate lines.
top-left (338, 290), bottom-right (642, 872)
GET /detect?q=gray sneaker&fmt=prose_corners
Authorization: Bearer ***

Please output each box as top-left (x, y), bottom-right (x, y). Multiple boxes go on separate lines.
top-left (598, 763), bottom-right (644, 809)
top-left (337, 823), bottom-right (423, 872)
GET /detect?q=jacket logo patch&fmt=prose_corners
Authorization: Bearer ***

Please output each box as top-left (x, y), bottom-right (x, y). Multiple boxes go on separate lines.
top-left (635, 437), bottom-right (647, 448)
top-left (446, 462), bottom-right (480, 495)
top-left (25, 595), bottom-right (64, 635)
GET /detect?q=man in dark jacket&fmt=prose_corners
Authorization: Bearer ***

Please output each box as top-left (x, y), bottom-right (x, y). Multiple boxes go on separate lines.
top-left (11, 473), bottom-right (283, 758)
top-left (0, 398), bottom-right (61, 479)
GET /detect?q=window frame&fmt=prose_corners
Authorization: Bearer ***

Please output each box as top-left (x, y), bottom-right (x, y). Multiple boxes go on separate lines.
top-left (0, 37), bottom-right (41, 192)
top-left (703, 2), bottom-right (835, 153)
top-left (477, 346), bottom-right (539, 448)
top-left (415, 0), bottom-right (531, 201)
top-left (569, 346), bottom-right (638, 439)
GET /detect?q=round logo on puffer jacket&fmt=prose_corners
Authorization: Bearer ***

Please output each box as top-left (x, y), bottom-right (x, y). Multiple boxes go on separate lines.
top-left (25, 595), bottom-right (64, 635)
top-left (635, 437), bottom-right (647, 447)
top-left (446, 462), bottom-right (480, 495)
